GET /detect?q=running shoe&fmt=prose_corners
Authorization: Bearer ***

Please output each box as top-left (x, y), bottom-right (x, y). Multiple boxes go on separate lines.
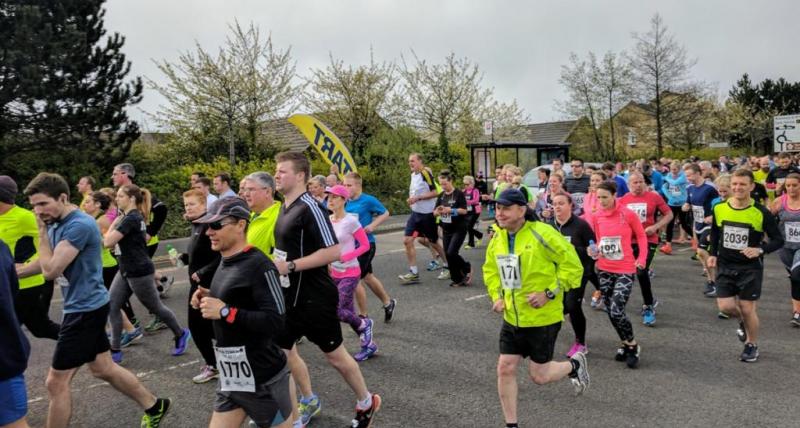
top-left (398, 272), bottom-right (420, 284)
top-left (475, 238), bottom-right (482, 247)
top-left (172, 328), bottom-right (192, 356)
top-left (703, 281), bottom-right (717, 298)
top-left (566, 342), bottom-right (587, 358)
top-left (625, 344), bottom-right (640, 369)
top-left (659, 242), bottom-right (672, 255)
top-left (298, 394), bottom-right (321, 425)
top-left (192, 365), bottom-right (219, 384)
top-left (383, 299), bottom-right (397, 323)
top-left (111, 349), bottom-right (123, 364)
top-left (463, 244), bottom-right (473, 249)
top-left (426, 260), bottom-right (442, 271)
top-left (121, 326), bottom-right (144, 348)
top-left (358, 318), bottom-right (374, 348)
top-left (736, 321), bottom-right (747, 343)
top-left (718, 311), bottom-right (731, 320)
top-left (145, 317), bottom-right (167, 333)
top-left (590, 290), bottom-right (602, 309)
top-left (437, 270), bottom-right (451, 280)
top-left (158, 275), bottom-right (174, 298)
top-left (642, 306), bottom-right (656, 326)
top-left (141, 398), bottom-right (171, 428)
top-left (649, 269), bottom-right (655, 279)
top-left (569, 351), bottom-right (590, 396)
top-left (350, 393), bottom-right (381, 428)
top-left (740, 343), bottom-right (759, 363)
top-left (792, 312), bottom-right (800, 327)
top-left (354, 342), bottom-right (378, 362)
top-left (614, 345), bottom-right (627, 362)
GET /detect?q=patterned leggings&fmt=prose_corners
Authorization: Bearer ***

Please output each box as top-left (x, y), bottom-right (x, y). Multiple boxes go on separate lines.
top-left (598, 271), bottom-right (636, 342)
top-left (334, 276), bottom-right (362, 332)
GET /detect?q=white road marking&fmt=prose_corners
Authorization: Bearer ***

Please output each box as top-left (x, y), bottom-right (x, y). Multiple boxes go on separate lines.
top-left (465, 293), bottom-right (488, 301)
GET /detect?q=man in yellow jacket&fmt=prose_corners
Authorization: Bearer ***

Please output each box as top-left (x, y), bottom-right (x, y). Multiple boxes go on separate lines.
top-left (483, 188), bottom-right (590, 428)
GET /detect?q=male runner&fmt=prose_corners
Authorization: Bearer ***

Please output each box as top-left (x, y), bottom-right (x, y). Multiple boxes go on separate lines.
top-left (766, 152), bottom-right (800, 197)
top-left (683, 163), bottom-right (719, 297)
top-left (242, 172), bottom-right (281, 259)
top-left (191, 197), bottom-right (292, 428)
top-left (707, 169), bottom-right (783, 362)
top-left (343, 172), bottom-right (397, 322)
top-left (271, 152), bottom-right (381, 428)
top-left (213, 173), bottom-right (238, 199)
top-left (565, 158), bottom-right (590, 213)
top-left (24, 172), bottom-right (171, 428)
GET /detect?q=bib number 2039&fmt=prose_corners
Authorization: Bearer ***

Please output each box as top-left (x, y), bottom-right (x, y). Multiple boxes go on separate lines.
top-left (214, 346), bottom-right (256, 392)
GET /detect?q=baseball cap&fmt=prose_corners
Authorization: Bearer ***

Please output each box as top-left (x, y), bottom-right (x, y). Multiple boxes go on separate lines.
top-left (193, 196), bottom-right (250, 224)
top-left (0, 176), bottom-right (17, 204)
top-left (324, 185), bottom-right (349, 200)
top-left (492, 188), bottom-right (528, 206)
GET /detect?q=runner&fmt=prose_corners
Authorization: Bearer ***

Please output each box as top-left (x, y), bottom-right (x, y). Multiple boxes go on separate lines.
top-left (580, 171), bottom-right (607, 310)
top-left (23, 172), bottom-right (172, 428)
top-left (271, 152), bottom-right (381, 428)
top-left (433, 171), bottom-right (472, 287)
top-left (242, 172), bottom-right (281, 259)
top-left (343, 172), bottom-right (397, 323)
top-left (619, 172), bottom-right (673, 326)
top-left (103, 184), bottom-right (191, 363)
top-left (565, 158), bottom-right (591, 214)
top-left (180, 190), bottom-right (222, 384)
top-left (660, 161), bottom-right (691, 254)
top-left (76, 176), bottom-right (95, 212)
top-left (463, 175), bottom-right (484, 249)
top-left (766, 152), bottom-right (800, 198)
top-left (0, 240), bottom-right (31, 428)
top-left (548, 193), bottom-right (595, 356)
top-left (708, 169), bottom-right (783, 362)
top-left (189, 197), bottom-right (293, 428)
top-left (398, 153), bottom-right (447, 285)
top-left (483, 188), bottom-right (589, 428)
top-left (602, 162), bottom-right (629, 197)
top-left (326, 185), bottom-right (378, 361)
top-left (588, 181), bottom-right (648, 368)
top-left (770, 172), bottom-right (800, 326)
top-left (535, 173), bottom-right (573, 220)
top-left (213, 173), bottom-right (237, 199)
top-left (683, 163), bottom-right (719, 297)
top-left (0, 175), bottom-right (61, 340)
top-left (193, 177), bottom-right (219, 208)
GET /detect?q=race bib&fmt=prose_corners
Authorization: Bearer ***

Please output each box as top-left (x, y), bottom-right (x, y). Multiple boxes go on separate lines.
top-left (669, 185), bottom-right (681, 196)
top-left (440, 212), bottom-right (452, 223)
top-left (214, 346), bottom-right (255, 392)
top-left (785, 222), bottom-right (800, 243)
top-left (626, 203), bottom-right (648, 223)
top-left (692, 205), bottom-right (705, 223)
top-left (114, 244), bottom-right (121, 257)
top-left (722, 225), bottom-right (749, 250)
top-left (563, 235), bottom-right (572, 244)
top-left (273, 249), bottom-right (290, 288)
top-left (467, 205), bottom-right (473, 212)
top-left (572, 193), bottom-right (586, 208)
top-left (496, 254), bottom-right (521, 290)
top-left (599, 236), bottom-right (623, 260)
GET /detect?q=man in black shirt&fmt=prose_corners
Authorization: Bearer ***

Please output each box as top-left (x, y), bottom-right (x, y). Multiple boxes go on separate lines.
top-left (565, 158), bottom-right (591, 213)
top-left (766, 152), bottom-right (800, 197)
top-left (192, 197), bottom-right (291, 427)
top-left (272, 152), bottom-right (381, 428)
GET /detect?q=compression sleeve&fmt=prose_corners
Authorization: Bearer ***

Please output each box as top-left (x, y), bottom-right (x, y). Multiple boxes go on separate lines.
top-left (341, 228), bottom-right (370, 262)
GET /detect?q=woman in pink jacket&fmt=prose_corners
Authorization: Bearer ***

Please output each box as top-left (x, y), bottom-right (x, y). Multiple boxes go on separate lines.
top-left (588, 181), bottom-right (648, 369)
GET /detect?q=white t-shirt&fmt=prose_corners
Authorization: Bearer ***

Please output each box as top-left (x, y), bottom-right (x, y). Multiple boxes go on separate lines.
top-left (409, 171), bottom-right (436, 214)
top-left (330, 214), bottom-right (361, 271)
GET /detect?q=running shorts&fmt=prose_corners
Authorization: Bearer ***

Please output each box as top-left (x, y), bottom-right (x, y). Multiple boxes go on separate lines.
top-left (52, 303), bottom-right (111, 370)
top-left (357, 243), bottom-right (377, 279)
top-left (215, 367), bottom-right (293, 428)
top-left (499, 321), bottom-right (561, 364)
top-left (404, 212), bottom-right (439, 242)
top-left (275, 286), bottom-right (343, 353)
top-left (716, 267), bottom-right (763, 301)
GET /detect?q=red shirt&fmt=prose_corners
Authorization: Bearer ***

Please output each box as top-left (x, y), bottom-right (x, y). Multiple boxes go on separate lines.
top-left (618, 191), bottom-right (671, 244)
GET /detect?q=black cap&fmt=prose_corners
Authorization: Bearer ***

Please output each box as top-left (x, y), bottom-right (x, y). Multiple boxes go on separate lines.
top-left (0, 176), bottom-right (17, 204)
top-left (193, 197), bottom-right (250, 224)
top-left (492, 188), bottom-right (528, 206)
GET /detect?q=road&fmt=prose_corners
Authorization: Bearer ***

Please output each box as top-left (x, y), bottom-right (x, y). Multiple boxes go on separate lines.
top-left (23, 225), bottom-right (798, 427)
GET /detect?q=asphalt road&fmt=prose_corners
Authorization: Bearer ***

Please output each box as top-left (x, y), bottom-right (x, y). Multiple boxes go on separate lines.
top-left (23, 226), bottom-right (799, 427)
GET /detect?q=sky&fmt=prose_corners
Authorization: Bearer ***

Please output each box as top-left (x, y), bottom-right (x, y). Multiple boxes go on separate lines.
top-left (104, 0), bottom-right (800, 131)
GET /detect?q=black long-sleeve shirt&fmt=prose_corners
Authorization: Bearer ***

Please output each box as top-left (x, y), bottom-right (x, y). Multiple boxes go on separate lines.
top-left (146, 195), bottom-right (168, 238)
top-left (179, 220), bottom-right (220, 289)
top-left (210, 246), bottom-right (286, 383)
top-left (549, 214), bottom-right (596, 273)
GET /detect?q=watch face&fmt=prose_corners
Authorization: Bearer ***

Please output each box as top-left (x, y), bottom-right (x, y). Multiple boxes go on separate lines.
top-left (221, 308), bottom-right (229, 317)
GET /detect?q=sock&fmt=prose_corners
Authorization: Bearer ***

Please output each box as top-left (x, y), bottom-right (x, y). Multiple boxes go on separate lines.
top-left (356, 393), bottom-right (372, 410)
top-left (409, 266), bottom-right (418, 275)
top-left (145, 398), bottom-right (167, 416)
top-left (300, 393), bottom-right (317, 404)
top-left (568, 359), bottom-right (580, 378)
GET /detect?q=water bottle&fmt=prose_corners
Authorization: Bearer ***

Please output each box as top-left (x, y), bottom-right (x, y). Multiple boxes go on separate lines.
top-left (167, 244), bottom-right (184, 267)
top-left (589, 240), bottom-right (599, 260)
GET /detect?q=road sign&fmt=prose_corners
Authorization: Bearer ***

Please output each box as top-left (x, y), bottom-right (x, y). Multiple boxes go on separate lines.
top-left (774, 114), bottom-right (800, 153)
top-left (483, 120), bottom-right (493, 136)
top-left (709, 142), bottom-right (729, 148)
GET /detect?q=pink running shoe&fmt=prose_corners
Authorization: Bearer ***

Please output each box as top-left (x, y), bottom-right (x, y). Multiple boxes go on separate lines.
top-left (566, 342), bottom-right (588, 358)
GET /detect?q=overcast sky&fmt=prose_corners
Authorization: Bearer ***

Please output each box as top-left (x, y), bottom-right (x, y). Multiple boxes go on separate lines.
top-left (104, 0), bottom-right (800, 130)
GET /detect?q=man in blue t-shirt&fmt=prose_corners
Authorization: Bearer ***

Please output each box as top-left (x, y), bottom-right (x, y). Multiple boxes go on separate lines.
top-left (24, 173), bottom-right (172, 428)
top-left (602, 162), bottom-right (629, 197)
top-left (682, 164), bottom-right (720, 297)
top-left (344, 172), bottom-right (398, 323)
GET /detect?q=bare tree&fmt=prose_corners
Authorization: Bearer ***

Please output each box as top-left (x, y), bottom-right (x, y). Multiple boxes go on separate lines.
top-left (557, 53), bottom-right (606, 158)
top-left (591, 51), bottom-right (635, 161)
top-left (303, 50), bottom-right (399, 162)
top-left (630, 13), bottom-right (696, 157)
top-left (148, 21), bottom-right (301, 165)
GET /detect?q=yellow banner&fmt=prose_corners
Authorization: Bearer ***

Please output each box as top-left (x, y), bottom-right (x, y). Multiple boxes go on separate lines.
top-left (287, 114), bottom-right (357, 178)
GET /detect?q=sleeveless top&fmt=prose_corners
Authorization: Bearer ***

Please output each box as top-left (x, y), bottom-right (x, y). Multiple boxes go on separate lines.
top-left (777, 194), bottom-right (800, 250)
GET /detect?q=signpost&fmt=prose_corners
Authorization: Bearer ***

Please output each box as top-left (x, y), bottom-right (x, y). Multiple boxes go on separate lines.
top-left (774, 114), bottom-right (800, 153)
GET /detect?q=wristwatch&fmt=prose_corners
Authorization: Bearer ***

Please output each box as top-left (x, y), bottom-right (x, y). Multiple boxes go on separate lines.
top-left (220, 305), bottom-right (230, 319)
top-left (545, 288), bottom-right (556, 300)
top-left (288, 261), bottom-right (297, 273)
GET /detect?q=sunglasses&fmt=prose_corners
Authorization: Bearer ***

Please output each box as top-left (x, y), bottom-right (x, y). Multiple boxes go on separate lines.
top-left (208, 219), bottom-right (238, 230)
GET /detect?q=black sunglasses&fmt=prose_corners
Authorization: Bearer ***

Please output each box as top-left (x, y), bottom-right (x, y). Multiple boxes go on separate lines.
top-left (208, 219), bottom-right (237, 230)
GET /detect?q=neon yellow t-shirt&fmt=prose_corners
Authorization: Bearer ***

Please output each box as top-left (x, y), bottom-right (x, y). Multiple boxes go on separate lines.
top-left (247, 202), bottom-right (281, 259)
top-left (0, 206), bottom-right (45, 289)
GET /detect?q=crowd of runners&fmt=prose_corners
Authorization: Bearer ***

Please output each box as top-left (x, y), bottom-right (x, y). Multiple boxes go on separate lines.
top-left (1, 149), bottom-right (798, 427)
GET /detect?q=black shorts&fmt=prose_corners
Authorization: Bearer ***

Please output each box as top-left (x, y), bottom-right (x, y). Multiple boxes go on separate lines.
top-left (716, 267), bottom-right (763, 301)
top-left (404, 212), bottom-right (439, 242)
top-left (499, 321), bottom-right (561, 364)
top-left (275, 288), bottom-right (343, 353)
top-left (214, 367), bottom-right (293, 427)
top-left (52, 303), bottom-right (111, 370)
top-left (357, 243), bottom-right (377, 279)
top-left (696, 229), bottom-right (711, 250)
